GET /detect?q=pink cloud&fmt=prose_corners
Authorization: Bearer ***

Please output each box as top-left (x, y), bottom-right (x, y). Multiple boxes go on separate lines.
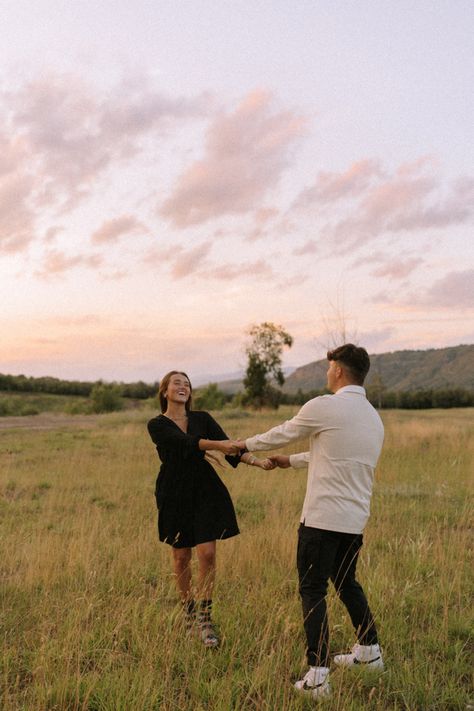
top-left (420, 269), bottom-right (474, 308)
top-left (371, 257), bottom-right (423, 279)
top-left (43, 226), bottom-right (64, 243)
top-left (294, 159), bottom-right (383, 209)
top-left (160, 90), bottom-right (306, 227)
top-left (35, 249), bottom-right (103, 277)
top-left (91, 215), bottom-right (146, 244)
top-left (170, 241), bottom-right (213, 279)
top-left (325, 167), bottom-right (473, 247)
top-left (0, 72), bottom-right (209, 251)
top-left (202, 259), bottom-right (274, 281)
top-left (0, 172), bottom-right (36, 252)
top-left (293, 240), bottom-right (319, 256)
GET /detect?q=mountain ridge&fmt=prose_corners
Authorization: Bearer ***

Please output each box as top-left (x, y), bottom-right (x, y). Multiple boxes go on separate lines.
top-left (213, 344), bottom-right (474, 394)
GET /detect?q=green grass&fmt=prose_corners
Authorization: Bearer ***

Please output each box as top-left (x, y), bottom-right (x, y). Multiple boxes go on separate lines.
top-left (0, 407), bottom-right (473, 710)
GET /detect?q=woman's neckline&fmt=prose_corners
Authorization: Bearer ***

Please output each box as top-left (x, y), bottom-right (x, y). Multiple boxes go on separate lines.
top-left (161, 412), bottom-right (191, 432)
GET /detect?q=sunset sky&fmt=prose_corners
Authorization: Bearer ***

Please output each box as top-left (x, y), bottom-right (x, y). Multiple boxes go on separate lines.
top-left (1, 1), bottom-right (473, 383)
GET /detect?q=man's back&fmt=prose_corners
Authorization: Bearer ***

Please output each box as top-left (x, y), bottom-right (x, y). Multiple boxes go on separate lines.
top-left (246, 385), bottom-right (384, 534)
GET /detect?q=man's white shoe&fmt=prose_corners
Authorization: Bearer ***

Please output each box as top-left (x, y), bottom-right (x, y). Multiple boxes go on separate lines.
top-left (294, 666), bottom-right (330, 698)
top-left (334, 643), bottom-right (384, 670)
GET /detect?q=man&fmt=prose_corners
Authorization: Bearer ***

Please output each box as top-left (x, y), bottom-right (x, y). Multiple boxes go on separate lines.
top-left (236, 344), bottom-right (385, 699)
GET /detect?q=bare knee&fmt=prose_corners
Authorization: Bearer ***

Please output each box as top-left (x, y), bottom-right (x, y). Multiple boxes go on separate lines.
top-left (173, 548), bottom-right (192, 572)
top-left (196, 545), bottom-right (216, 569)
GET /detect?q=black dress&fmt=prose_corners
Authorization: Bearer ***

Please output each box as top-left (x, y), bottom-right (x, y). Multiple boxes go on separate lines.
top-left (147, 410), bottom-right (240, 548)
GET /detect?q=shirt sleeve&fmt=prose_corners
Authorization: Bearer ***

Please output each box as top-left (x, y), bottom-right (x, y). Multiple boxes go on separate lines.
top-left (245, 396), bottom-right (329, 451)
top-left (289, 452), bottom-right (310, 468)
top-left (147, 417), bottom-right (201, 457)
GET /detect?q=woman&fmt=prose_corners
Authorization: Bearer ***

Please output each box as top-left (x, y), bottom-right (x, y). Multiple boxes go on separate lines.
top-left (147, 370), bottom-right (272, 647)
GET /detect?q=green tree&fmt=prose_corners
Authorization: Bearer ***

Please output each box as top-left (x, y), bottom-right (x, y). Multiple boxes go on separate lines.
top-left (90, 383), bottom-right (123, 413)
top-left (243, 322), bottom-right (293, 408)
top-left (194, 383), bottom-right (227, 410)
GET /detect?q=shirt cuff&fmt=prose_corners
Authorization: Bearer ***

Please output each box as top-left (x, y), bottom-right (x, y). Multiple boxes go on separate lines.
top-left (289, 453), bottom-right (309, 468)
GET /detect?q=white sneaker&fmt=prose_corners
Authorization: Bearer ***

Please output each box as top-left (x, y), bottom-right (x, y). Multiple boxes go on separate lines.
top-left (294, 666), bottom-right (330, 698)
top-left (334, 643), bottom-right (384, 670)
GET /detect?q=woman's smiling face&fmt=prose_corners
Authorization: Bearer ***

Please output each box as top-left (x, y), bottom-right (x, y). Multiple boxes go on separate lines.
top-left (165, 373), bottom-right (191, 405)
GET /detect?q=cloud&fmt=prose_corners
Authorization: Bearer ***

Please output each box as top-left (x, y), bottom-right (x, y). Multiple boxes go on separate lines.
top-left (294, 157), bottom-right (474, 250)
top-left (8, 73), bottom-right (208, 203)
top-left (170, 240), bottom-right (213, 279)
top-left (202, 259), bottom-right (274, 281)
top-left (43, 226), bottom-right (64, 243)
top-left (0, 72), bottom-right (209, 252)
top-left (420, 269), bottom-right (474, 308)
top-left (294, 159), bottom-right (383, 209)
top-left (371, 257), bottom-right (423, 279)
top-left (160, 90), bottom-right (306, 227)
top-left (0, 172), bottom-right (36, 252)
top-left (292, 239), bottom-right (319, 256)
top-left (91, 215), bottom-right (146, 244)
top-left (358, 327), bottom-right (395, 351)
top-left (35, 249), bottom-right (103, 277)
top-left (143, 240), bottom-right (213, 278)
top-left (245, 207), bottom-right (280, 242)
top-left (370, 268), bottom-right (474, 310)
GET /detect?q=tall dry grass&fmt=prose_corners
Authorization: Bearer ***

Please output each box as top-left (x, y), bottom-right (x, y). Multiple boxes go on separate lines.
top-left (0, 407), bottom-right (473, 710)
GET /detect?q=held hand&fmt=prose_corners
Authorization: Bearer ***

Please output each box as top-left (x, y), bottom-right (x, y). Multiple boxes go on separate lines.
top-left (219, 440), bottom-right (241, 456)
top-left (268, 455), bottom-right (291, 469)
top-left (258, 458), bottom-right (276, 470)
top-left (235, 439), bottom-right (247, 451)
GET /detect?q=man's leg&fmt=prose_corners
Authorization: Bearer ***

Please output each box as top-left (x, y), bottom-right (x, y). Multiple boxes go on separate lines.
top-left (331, 533), bottom-right (383, 668)
top-left (331, 533), bottom-right (379, 645)
top-left (297, 525), bottom-right (340, 668)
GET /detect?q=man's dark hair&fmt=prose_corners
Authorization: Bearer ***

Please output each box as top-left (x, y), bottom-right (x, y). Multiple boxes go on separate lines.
top-left (327, 343), bottom-right (370, 385)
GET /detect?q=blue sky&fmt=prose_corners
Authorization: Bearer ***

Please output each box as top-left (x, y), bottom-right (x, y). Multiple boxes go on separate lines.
top-left (1, 1), bottom-right (473, 381)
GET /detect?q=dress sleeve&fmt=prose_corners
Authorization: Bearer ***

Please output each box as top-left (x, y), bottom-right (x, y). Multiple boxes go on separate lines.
top-left (203, 411), bottom-right (241, 469)
top-left (147, 417), bottom-right (201, 457)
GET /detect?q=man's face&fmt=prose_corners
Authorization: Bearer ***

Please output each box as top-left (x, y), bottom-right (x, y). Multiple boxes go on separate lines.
top-left (326, 360), bottom-right (341, 393)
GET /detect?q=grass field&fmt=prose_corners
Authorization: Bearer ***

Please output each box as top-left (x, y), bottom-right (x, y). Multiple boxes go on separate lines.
top-left (0, 406), bottom-right (473, 710)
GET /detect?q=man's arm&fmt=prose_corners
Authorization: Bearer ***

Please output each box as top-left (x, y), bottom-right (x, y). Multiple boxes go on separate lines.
top-left (236, 397), bottom-right (327, 452)
top-left (269, 452), bottom-right (310, 469)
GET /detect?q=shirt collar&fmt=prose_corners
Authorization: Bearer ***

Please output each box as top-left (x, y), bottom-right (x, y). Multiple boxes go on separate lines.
top-left (335, 385), bottom-right (366, 396)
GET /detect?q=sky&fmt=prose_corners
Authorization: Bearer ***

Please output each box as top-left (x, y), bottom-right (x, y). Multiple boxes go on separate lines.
top-left (1, 0), bottom-right (473, 383)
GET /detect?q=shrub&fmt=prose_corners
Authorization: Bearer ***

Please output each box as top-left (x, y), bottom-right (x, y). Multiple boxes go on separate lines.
top-left (89, 383), bottom-right (123, 413)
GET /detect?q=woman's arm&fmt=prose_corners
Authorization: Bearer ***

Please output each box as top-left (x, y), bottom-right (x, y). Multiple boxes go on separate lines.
top-left (147, 417), bottom-right (239, 457)
top-left (198, 438), bottom-right (241, 456)
top-left (201, 412), bottom-right (245, 467)
top-left (240, 451), bottom-right (275, 470)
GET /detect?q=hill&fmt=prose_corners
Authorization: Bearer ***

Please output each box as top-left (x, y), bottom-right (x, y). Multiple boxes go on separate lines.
top-left (282, 344), bottom-right (474, 393)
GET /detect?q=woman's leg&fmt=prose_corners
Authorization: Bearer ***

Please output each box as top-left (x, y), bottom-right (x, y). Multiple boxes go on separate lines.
top-left (195, 541), bottom-right (216, 600)
top-left (171, 547), bottom-right (193, 601)
top-left (195, 541), bottom-right (219, 647)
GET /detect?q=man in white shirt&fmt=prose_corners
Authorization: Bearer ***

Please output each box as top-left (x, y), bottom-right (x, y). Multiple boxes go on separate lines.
top-left (236, 344), bottom-right (385, 699)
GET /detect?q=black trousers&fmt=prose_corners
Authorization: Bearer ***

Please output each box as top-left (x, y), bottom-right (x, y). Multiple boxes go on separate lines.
top-left (297, 524), bottom-right (379, 667)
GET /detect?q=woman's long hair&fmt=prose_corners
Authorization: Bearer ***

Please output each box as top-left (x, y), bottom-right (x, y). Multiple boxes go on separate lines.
top-left (158, 371), bottom-right (193, 413)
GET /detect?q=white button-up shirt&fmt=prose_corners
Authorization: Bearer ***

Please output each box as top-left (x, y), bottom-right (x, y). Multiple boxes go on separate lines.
top-left (245, 385), bottom-right (384, 534)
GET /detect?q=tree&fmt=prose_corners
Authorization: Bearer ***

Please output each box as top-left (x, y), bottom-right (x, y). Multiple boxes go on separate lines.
top-left (90, 383), bottom-right (123, 413)
top-left (194, 383), bottom-right (227, 410)
top-left (243, 322), bottom-right (293, 408)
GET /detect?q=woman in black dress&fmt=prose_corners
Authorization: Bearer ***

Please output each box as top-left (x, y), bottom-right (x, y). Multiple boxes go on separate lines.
top-left (147, 370), bottom-right (272, 647)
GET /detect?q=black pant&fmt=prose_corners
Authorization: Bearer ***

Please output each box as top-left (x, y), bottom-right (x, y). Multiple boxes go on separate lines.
top-left (297, 524), bottom-right (379, 667)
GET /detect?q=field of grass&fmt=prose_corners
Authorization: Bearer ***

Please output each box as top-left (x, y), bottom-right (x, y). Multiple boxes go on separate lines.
top-left (0, 406), bottom-right (472, 710)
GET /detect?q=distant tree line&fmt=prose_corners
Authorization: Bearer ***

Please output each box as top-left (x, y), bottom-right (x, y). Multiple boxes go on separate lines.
top-left (194, 385), bottom-right (473, 410)
top-left (366, 387), bottom-right (474, 409)
top-left (1, 372), bottom-right (473, 413)
top-left (0, 374), bottom-right (158, 399)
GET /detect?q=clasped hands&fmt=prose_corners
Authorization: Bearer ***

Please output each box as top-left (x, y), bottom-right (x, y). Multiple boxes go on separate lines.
top-left (220, 439), bottom-right (291, 471)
